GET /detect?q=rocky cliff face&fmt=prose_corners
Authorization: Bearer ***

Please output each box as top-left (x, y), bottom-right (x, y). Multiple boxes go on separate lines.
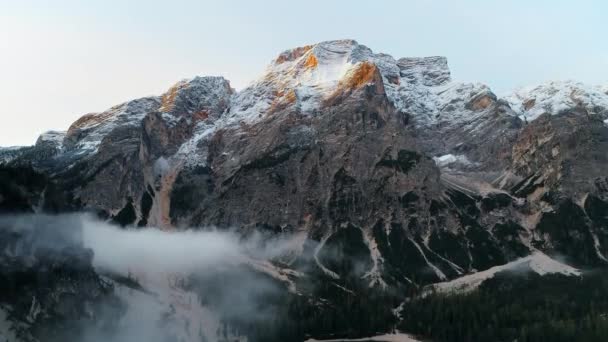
top-left (1, 39), bottom-right (608, 341)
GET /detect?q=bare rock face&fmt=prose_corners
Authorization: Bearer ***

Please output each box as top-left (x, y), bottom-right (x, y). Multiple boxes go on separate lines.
top-left (397, 56), bottom-right (451, 87)
top-left (2, 39), bottom-right (608, 341)
top-left (10, 77), bottom-right (234, 226)
top-left (505, 111), bottom-right (608, 265)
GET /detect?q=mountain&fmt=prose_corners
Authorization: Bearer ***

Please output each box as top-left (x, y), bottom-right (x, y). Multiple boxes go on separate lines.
top-left (1, 39), bottom-right (608, 342)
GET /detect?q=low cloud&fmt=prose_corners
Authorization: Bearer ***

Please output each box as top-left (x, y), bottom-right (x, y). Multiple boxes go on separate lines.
top-left (0, 213), bottom-right (307, 342)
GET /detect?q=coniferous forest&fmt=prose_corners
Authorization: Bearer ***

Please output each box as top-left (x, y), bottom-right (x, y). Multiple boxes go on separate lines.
top-left (400, 270), bottom-right (608, 342)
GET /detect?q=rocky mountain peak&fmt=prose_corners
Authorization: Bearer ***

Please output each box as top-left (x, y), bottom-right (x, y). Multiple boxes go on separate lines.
top-left (230, 39), bottom-right (456, 122)
top-left (504, 80), bottom-right (608, 121)
top-left (35, 130), bottom-right (65, 148)
top-left (228, 40), bottom-right (381, 120)
top-left (268, 39), bottom-right (453, 92)
top-left (273, 39), bottom-right (364, 66)
top-left (159, 76), bottom-right (233, 118)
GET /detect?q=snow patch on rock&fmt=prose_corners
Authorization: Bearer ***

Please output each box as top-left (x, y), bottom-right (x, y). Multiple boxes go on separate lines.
top-left (427, 251), bottom-right (580, 294)
top-left (504, 80), bottom-right (608, 121)
top-left (433, 154), bottom-right (471, 168)
top-left (65, 97), bottom-right (161, 155)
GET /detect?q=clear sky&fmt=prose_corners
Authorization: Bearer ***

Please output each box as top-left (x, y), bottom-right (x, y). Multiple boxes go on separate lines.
top-left (0, 0), bottom-right (606, 146)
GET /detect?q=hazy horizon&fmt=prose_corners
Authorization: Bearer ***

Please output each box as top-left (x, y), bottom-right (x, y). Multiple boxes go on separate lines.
top-left (1, 0), bottom-right (606, 146)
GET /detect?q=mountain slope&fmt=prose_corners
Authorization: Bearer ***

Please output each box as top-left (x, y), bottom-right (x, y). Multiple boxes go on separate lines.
top-left (1, 39), bottom-right (607, 342)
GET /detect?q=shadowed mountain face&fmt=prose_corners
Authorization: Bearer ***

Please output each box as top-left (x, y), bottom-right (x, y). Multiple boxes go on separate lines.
top-left (1, 40), bottom-right (608, 342)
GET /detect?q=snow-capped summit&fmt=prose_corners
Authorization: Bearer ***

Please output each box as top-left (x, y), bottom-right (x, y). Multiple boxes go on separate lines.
top-left (60, 76), bottom-right (232, 158)
top-left (504, 80), bottom-right (608, 121)
top-left (227, 40), bottom-right (393, 120)
top-left (64, 96), bottom-right (160, 154)
top-left (158, 76), bottom-right (233, 119)
top-left (227, 40), bottom-right (459, 123)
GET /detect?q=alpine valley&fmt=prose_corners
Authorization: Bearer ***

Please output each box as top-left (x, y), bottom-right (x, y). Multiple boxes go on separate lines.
top-left (1, 40), bottom-right (608, 342)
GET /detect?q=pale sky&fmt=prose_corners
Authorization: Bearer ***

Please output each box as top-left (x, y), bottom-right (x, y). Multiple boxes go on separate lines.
top-left (0, 0), bottom-right (606, 146)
